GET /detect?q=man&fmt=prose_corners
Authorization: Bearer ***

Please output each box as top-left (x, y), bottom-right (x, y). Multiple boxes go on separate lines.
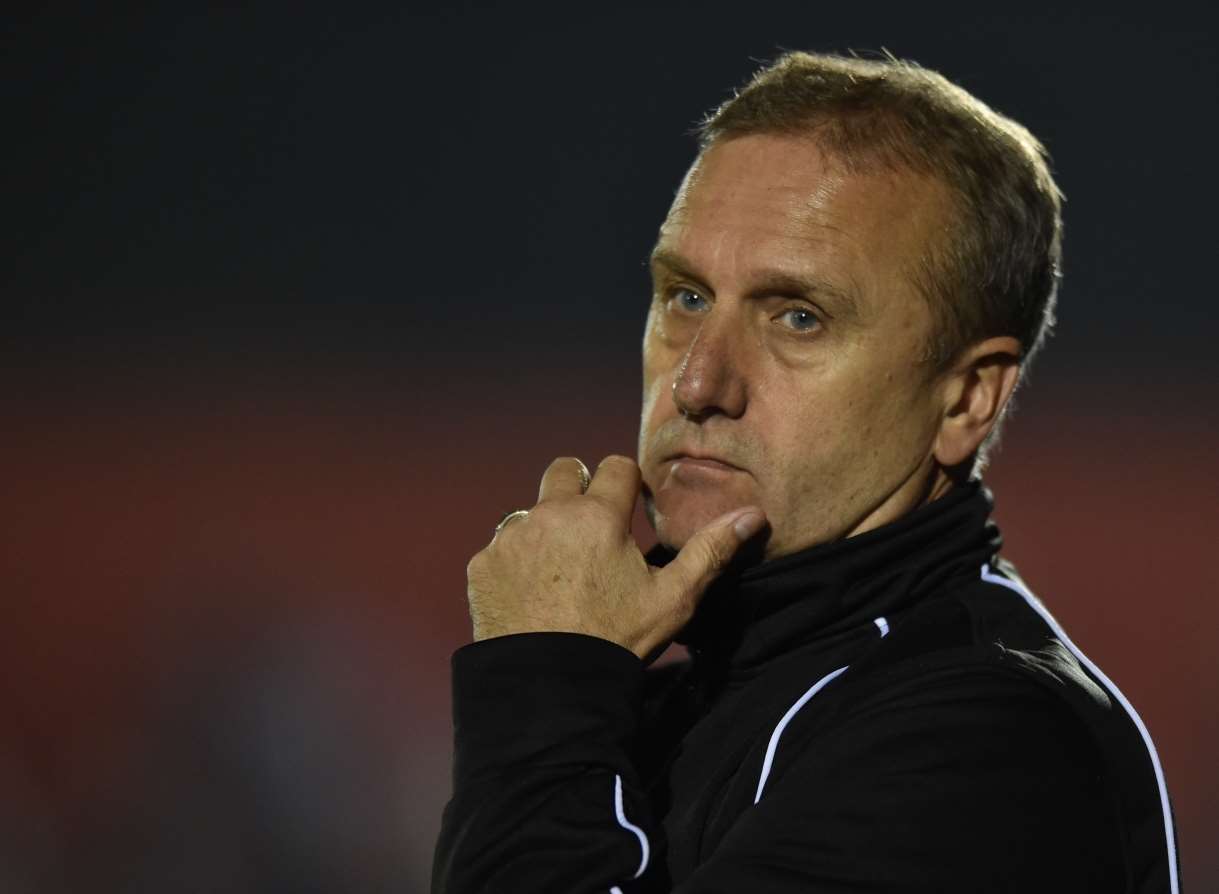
top-left (433, 52), bottom-right (1179, 892)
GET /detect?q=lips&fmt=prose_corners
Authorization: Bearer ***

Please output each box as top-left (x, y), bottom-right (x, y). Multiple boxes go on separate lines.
top-left (664, 450), bottom-right (746, 474)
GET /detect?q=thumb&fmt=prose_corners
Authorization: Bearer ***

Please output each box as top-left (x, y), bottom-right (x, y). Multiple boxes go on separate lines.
top-left (659, 507), bottom-right (766, 607)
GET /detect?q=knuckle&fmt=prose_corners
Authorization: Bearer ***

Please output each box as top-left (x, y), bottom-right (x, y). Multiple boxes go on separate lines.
top-left (582, 496), bottom-right (619, 525)
top-left (599, 454), bottom-right (637, 471)
top-left (527, 501), bottom-right (555, 524)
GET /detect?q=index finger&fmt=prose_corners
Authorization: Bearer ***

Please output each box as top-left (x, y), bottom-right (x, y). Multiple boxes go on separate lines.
top-left (584, 455), bottom-right (642, 521)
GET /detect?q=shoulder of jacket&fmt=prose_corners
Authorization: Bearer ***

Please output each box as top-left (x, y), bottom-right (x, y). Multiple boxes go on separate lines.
top-left (842, 564), bottom-right (1112, 717)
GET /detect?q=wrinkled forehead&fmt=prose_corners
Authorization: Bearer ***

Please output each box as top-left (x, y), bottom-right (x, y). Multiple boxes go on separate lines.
top-left (664, 146), bottom-right (845, 239)
top-left (656, 133), bottom-right (955, 297)
top-left (667, 132), bottom-right (949, 222)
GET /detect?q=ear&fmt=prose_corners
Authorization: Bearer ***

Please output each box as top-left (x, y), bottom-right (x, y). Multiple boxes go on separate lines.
top-left (933, 336), bottom-right (1023, 468)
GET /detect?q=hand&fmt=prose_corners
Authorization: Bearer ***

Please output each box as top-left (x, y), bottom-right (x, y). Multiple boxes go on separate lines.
top-left (465, 454), bottom-right (766, 660)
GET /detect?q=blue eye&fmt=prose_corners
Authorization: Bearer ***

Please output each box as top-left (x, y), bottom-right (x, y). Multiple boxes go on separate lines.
top-left (778, 307), bottom-right (821, 332)
top-left (671, 288), bottom-right (709, 313)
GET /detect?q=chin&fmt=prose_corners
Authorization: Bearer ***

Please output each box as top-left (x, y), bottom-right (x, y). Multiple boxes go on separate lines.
top-left (650, 489), bottom-right (750, 550)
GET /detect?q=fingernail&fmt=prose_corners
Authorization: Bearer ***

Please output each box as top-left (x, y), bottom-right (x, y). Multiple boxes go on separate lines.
top-left (731, 509), bottom-right (765, 540)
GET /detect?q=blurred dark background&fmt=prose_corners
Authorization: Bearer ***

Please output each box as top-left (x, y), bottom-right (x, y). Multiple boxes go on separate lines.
top-left (3, 4), bottom-right (1216, 891)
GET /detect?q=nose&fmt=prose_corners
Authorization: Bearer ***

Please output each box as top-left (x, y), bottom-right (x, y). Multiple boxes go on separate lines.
top-left (671, 311), bottom-right (748, 420)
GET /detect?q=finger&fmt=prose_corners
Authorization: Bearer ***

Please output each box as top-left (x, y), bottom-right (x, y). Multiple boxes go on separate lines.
top-left (584, 454), bottom-right (642, 521)
top-left (659, 507), bottom-right (766, 606)
top-left (493, 509), bottom-right (530, 539)
top-left (537, 456), bottom-right (591, 503)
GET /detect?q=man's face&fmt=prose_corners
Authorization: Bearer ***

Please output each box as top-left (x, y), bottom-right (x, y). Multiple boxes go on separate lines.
top-left (638, 133), bottom-right (953, 560)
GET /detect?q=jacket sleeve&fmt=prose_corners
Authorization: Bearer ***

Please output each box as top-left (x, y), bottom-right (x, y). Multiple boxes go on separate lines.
top-left (431, 632), bottom-right (660, 894)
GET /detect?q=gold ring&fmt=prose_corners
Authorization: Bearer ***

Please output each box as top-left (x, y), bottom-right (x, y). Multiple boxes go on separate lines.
top-left (495, 509), bottom-right (530, 535)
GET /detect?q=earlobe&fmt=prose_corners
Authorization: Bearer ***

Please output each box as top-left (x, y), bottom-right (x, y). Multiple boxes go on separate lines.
top-left (933, 337), bottom-right (1023, 469)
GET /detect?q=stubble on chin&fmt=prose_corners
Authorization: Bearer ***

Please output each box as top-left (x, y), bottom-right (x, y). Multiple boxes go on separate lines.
top-left (641, 481), bottom-right (686, 552)
top-left (641, 481), bottom-right (682, 552)
top-left (644, 485), bottom-right (738, 552)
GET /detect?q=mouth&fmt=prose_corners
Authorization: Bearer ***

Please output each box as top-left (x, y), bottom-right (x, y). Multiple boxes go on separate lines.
top-left (664, 450), bottom-right (746, 475)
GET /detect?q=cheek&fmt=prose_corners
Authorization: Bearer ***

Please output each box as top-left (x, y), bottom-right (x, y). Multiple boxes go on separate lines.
top-left (637, 367), bottom-right (675, 468)
top-left (637, 390), bottom-right (662, 452)
top-left (827, 374), bottom-right (937, 482)
top-left (761, 374), bottom-right (888, 479)
top-left (766, 403), bottom-right (841, 482)
top-left (639, 326), bottom-right (680, 420)
top-left (641, 338), bottom-right (674, 391)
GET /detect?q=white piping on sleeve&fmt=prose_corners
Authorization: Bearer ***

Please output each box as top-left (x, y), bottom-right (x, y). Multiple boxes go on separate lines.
top-left (874, 616), bottom-right (890, 637)
top-left (980, 563), bottom-right (1179, 894)
top-left (613, 773), bottom-right (650, 880)
top-left (754, 665), bottom-right (849, 804)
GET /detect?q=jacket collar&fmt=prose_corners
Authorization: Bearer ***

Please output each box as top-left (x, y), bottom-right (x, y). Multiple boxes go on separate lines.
top-left (647, 481), bottom-right (1002, 679)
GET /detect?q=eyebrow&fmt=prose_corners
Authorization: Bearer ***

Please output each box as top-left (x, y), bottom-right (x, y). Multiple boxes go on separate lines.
top-left (648, 247), bottom-right (861, 322)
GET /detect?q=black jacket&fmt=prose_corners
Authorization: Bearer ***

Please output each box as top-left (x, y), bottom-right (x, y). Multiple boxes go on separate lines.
top-left (433, 483), bottom-right (1180, 892)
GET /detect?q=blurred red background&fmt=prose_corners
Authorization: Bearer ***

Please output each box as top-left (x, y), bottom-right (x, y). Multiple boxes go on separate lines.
top-left (3, 370), bottom-right (1215, 890)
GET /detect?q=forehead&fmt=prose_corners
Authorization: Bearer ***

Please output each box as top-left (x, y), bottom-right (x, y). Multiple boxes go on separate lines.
top-left (657, 134), bottom-right (951, 314)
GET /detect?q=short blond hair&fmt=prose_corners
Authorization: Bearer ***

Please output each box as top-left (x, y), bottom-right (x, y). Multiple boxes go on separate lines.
top-left (699, 51), bottom-right (1063, 378)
